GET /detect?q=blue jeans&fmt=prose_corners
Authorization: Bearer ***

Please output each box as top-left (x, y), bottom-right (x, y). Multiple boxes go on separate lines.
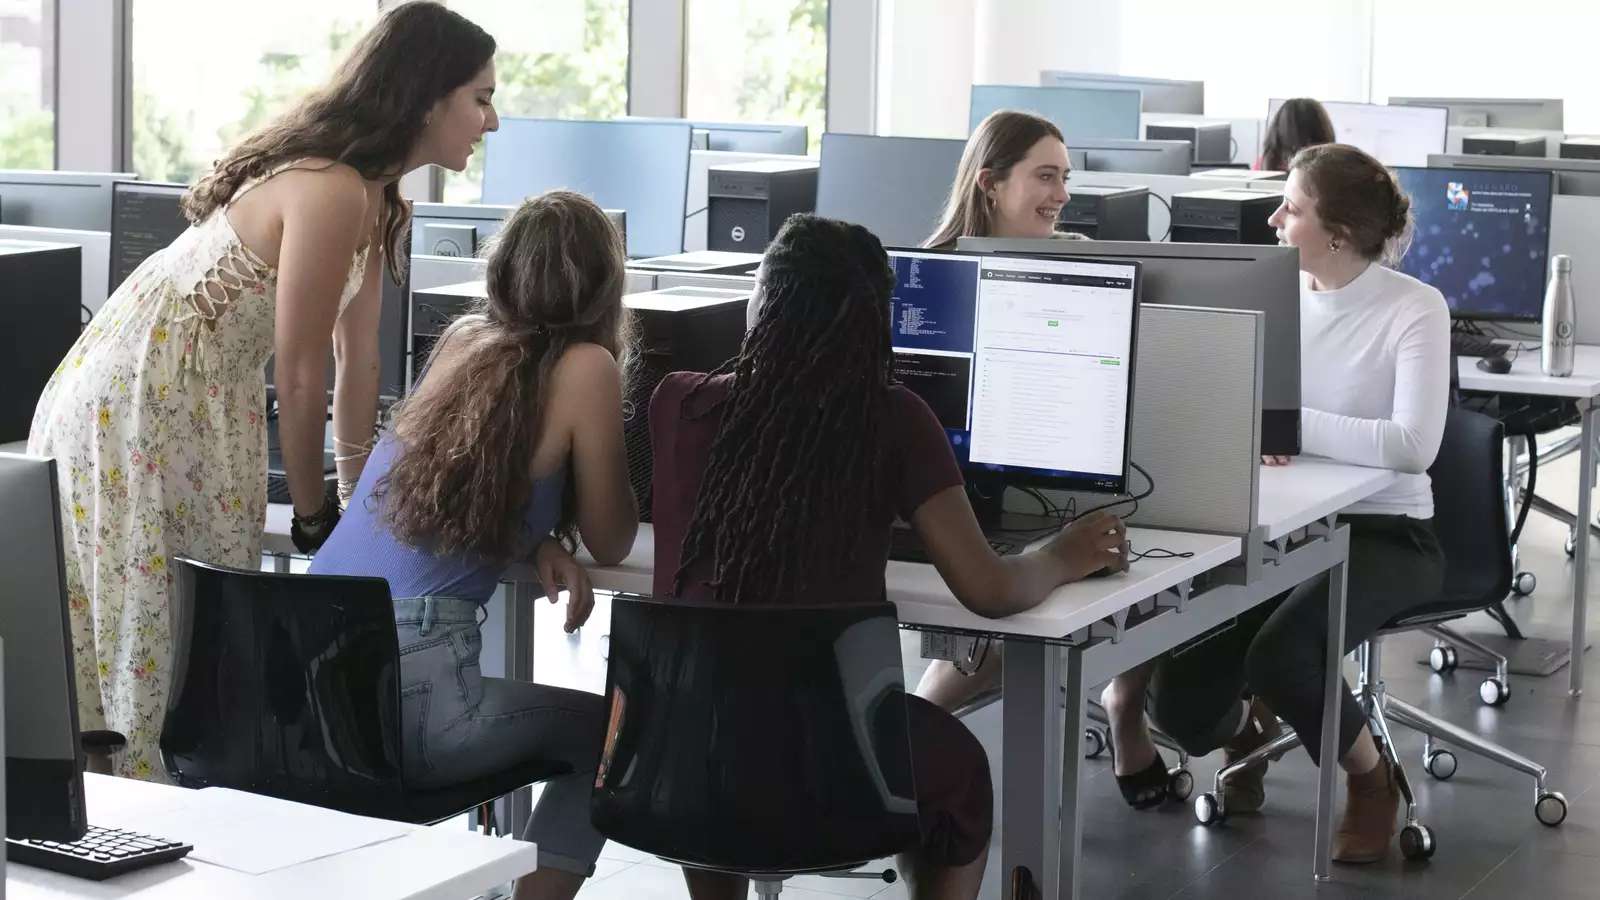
top-left (395, 596), bottom-right (607, 876)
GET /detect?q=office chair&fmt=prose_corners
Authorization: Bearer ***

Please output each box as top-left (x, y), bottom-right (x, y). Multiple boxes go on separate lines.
top-left (592, 595), bottom-right (921, 898)
top-left (1193, 408), bottom-right (1568, 855)
top-left (161, 557), bottom-right (571, 827)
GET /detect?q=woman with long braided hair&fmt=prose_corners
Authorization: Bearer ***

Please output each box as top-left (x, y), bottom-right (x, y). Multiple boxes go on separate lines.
top-left (649, 214), bottom-right (1127, 900)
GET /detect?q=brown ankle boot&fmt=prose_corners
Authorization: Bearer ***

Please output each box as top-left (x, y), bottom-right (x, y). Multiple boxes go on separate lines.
top-left (1222, 698), bottom-right (1282, 814)
top-left (1332, 755), bottom-right (1400, 864)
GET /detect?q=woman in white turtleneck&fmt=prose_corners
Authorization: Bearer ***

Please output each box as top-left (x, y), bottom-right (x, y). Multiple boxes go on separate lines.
top-left (1138, 143), bottom-right (1450, 864)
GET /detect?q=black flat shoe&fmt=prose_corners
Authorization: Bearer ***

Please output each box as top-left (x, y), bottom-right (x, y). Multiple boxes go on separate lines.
top-left (1115, 752), bottom-right (1172, 809)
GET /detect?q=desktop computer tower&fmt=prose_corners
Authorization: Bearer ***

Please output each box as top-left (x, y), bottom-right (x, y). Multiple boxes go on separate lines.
top-left (1145, 120), bottom-right (1231, 165)
top-left (1170, 189), bottom-right (1280, 245)
top-left (707, 160), bottom-right (819, 253)
top-left (1, 241), bottom-right (81, 442)
top-left (1059, 184), bottom-right (1150, 240)
top-left (1560, 138), bottom-right (1600, 160)
top-left (620, 287), bottom-right (750, 520)
top-left (1462, 134), bottom-right (1547, 157)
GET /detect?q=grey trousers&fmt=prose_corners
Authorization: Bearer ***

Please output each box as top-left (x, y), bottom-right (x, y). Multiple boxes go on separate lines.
top-left (1147, 514), bottom-right (1445, 766)
top-left (395, 596), bottom-right (608, 876)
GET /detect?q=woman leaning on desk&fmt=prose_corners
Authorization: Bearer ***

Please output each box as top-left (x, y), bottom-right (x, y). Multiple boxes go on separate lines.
top-left (1140, 144), bottom-right (1451, 863)
top-left (647, 214), bottom-right (1128, 900)
top-left (310, 191), bottom-right (637, 900)
top-left (25, 1), bottom-right (496, 783)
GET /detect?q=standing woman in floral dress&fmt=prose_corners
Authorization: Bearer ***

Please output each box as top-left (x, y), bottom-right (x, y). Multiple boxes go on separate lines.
top-left (27, 1), bottom-right (499, 779)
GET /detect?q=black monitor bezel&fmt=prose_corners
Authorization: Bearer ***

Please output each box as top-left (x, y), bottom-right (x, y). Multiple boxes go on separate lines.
top-left (1391, 165), bottom-right (1555, 323)
top-left (885, 245), bottom-right (1141, 496)
top-left (108, 179), bottom-right (188, 296)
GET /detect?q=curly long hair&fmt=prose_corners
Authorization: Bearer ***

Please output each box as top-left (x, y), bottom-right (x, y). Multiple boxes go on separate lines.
top-left (180, 1), bottom-right (494, 283)
top-left (376, 191), bottom-right (629, 562)
top-left (674, 214), bottom-right (897, 604)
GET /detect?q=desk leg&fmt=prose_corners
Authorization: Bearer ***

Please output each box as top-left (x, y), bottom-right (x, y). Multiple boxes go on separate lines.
top-left (1001, 641), bottom-right (1065, 899)
top-left (1313, 529), bottom-right (1349, 883)
top-left (1057, 649), bottom-right (1087, 898)
top-left (1572, 401), bottom-right (1594, 698)
top-left (273, 553), bottom-right (290, 574)
top-left (498, 581), bottom-right (537, 840)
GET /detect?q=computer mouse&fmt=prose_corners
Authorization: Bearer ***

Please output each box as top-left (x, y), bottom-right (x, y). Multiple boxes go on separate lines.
top-left (1476, 354), bottom-right (1513, 375)
top-left (1085, 565), bottom-right (1121, 579)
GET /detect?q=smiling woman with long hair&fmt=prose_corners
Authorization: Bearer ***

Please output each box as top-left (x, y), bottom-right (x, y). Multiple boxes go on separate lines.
top-left (27, 1), bottom-right (498, 782)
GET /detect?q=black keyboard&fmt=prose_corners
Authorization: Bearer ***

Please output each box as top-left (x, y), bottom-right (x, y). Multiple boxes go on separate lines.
top-left (8, 825), bottom-right (193, 881)
top-left (889, 527), bottom-right (1020, 564)
top-left (1452, 333), bottom-right (1505, 358)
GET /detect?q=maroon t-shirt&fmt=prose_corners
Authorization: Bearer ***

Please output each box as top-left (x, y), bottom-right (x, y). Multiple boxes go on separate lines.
top-left (649, 372), bottom-right (965, 602)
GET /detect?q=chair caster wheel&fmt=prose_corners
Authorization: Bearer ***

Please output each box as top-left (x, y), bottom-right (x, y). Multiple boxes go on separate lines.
top-left (1537, 791), bottom-right (1568, 826)
top-left (1168, 767), bottom-right (1195, 802)
top-left (1429, 645), bottom-right (1459, 674)
top-left (1512, 571), bottom-right (1537, 595)
top-left (1399, 823), bottom-right (1436, 860)
top-left (1083, 727), bottom-right (1107, 760)
top-left (1480, 677), bottom-right (1510, 706)
top-left (1194, 792), bottom-right (1225, 826)
top-left (1424, 748), bottom-right (1458, 781)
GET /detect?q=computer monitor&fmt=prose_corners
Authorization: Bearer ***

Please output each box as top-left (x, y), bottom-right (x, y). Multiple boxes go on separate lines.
top-left (1392, 166), bottom-right (1554, 322)
top-left (109, 180), bottom-right (188, 293)
top-left (969, 84), bottom-right (1143, 142)
top-left (1074, 139), bottom-right (1193, 176)
top-left (0, 453), bottom-right (88, 842)
top-left (0, 171), bottom-right (134, 231)
top-left (958, 237), bottom-right (1302, 456)
top-left (1389, 97), bottom-right (1563, 130)
top-left (410, 202), bottom-right (626, 259)
top-left (1267, 99), bottom-right (1447, 168)
top-left (816, 133), bottom-right (967, 248)
top-left (1427, 153), bottom-right (1600, 198)
top-left (480, 117), bottom-right (692, 259)
top-left (1040, 70), bottom-right (1205, 115)
top-left (886, 248), bottom-right (1140, 497)
top-left (623, 117), bottom-right (808, 155)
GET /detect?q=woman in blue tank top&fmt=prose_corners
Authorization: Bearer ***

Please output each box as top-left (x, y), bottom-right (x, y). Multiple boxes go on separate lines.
top-left (311, 191), bottom-right (637, 900)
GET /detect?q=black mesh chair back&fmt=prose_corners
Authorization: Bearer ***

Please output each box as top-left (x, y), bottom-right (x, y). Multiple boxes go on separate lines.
top-left (161, 556), bottom-right (566, 822)
top-left (1388, 407), bottom-right (1510, 627)
top-left (591, 595), bottom-right (921, 875)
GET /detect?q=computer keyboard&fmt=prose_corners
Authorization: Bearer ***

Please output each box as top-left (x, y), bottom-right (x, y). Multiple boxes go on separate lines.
top-left (1451, 333), bottom-right (1505, 359)
top-left (8, 825), bottom-right (193, 881)
top-left (889, 527), bottom-right (1019, 564)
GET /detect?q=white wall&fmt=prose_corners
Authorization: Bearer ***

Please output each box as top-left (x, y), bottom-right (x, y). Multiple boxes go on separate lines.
top-left (875, 0), bottom-right (975, 138)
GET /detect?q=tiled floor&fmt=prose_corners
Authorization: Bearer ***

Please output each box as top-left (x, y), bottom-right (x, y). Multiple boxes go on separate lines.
top-left (510, 445), bottom-right (1600, 899)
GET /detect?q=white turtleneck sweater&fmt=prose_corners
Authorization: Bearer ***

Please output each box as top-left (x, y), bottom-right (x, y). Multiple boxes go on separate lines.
top-left (1300, 262), bottom-right (1451, 518)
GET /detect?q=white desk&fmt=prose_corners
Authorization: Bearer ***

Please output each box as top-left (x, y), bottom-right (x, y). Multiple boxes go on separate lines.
top-left (1459, 344), bottom-right (1600, 695)
top-left (1258, 459), bottom-right (1396, 542)
top-left (7, 773), bottom-right (539, 900)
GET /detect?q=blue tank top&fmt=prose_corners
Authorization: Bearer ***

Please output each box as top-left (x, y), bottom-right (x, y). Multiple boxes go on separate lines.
top-left (310, 436), bottom-right (567, 601)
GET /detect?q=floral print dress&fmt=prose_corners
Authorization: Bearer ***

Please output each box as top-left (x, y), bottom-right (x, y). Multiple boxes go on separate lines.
top-left (26, 161), bottom-right (369, 780)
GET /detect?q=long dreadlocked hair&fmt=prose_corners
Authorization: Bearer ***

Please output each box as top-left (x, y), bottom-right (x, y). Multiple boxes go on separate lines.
top-left (674, 214), bottom-right (897, 604)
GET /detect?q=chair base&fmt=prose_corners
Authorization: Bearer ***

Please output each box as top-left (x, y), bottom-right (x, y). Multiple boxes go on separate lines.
top-left (1195, 636), bottom-right (1568, 843)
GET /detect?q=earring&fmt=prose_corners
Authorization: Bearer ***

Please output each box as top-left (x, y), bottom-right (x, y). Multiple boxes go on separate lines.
top-left (1328, 238), bottom-right (1341, 253)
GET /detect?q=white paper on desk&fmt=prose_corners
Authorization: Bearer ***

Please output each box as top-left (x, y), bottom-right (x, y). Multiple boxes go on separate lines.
top-left (128, 787), bottom-right (412, 875)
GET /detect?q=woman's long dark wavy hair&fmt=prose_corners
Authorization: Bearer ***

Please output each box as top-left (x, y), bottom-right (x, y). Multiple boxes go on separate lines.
top-left (181, 1), bottom-right (494, 283)
top-left (1261, 97), bottom-right (1336, 172)
top-left (674, 214), bottom-right (897, 604)
top-left (376, 191), bottom-right (629, 562)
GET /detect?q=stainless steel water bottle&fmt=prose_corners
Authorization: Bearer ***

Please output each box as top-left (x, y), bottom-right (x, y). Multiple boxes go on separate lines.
top-left (1542, 254), bottom-right (1575, 377)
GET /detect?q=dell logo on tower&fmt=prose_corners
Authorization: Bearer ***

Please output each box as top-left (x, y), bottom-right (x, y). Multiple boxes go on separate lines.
top-left (730, 226), bottom-right (746, 245)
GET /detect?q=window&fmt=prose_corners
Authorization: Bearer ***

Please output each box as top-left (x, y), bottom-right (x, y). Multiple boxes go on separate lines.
top-left (684, 0), bottom-right (826, 153)
top-left (440, 0), bottom-right (629, 203)
top-left (0, 0), bottom-right (55, 169)
top-left (130, 0), bottom-right (378, 184)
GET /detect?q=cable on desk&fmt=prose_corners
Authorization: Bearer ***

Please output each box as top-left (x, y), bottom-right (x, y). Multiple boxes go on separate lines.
top-left (1128, 543), bottom-right (1195, 562)
top-left (1149, 194), bottom-right (1174, 242)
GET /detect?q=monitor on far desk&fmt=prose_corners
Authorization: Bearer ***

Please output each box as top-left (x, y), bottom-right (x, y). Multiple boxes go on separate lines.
top-left (1073, 139), bottom-right (1193, 176)
top-left (1268, 99), bottom-right (1447, 168)
top-left (623, 116), bottom-right (808, 155)
top-left (959, 237), bottom-right (1302, 456)
top-left (969, 84), bottom-right (1144, 142)
top-left (815, 133), bottom-right (967, 249)
top-left (481, 117), bottom-right (691, 260)
top-left (1390, 97), bottom-right (1563, 130)
top-left (1393, 165), bottom-right (1554, 322)
top-left (0, 170), bottom-right (135, 232)
top-left (110, 180), bottom-right (189, 293)
top-left (885, 248), bottom-right (1141, 520)
top-left (1041, 70), bottom-right (1205, 115)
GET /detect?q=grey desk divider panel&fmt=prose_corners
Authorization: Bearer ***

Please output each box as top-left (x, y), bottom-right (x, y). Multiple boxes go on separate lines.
top-left (1024, 304), bottom-right (1262, 536)
top-left (1552, 195), bottom-right (1600, 345)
